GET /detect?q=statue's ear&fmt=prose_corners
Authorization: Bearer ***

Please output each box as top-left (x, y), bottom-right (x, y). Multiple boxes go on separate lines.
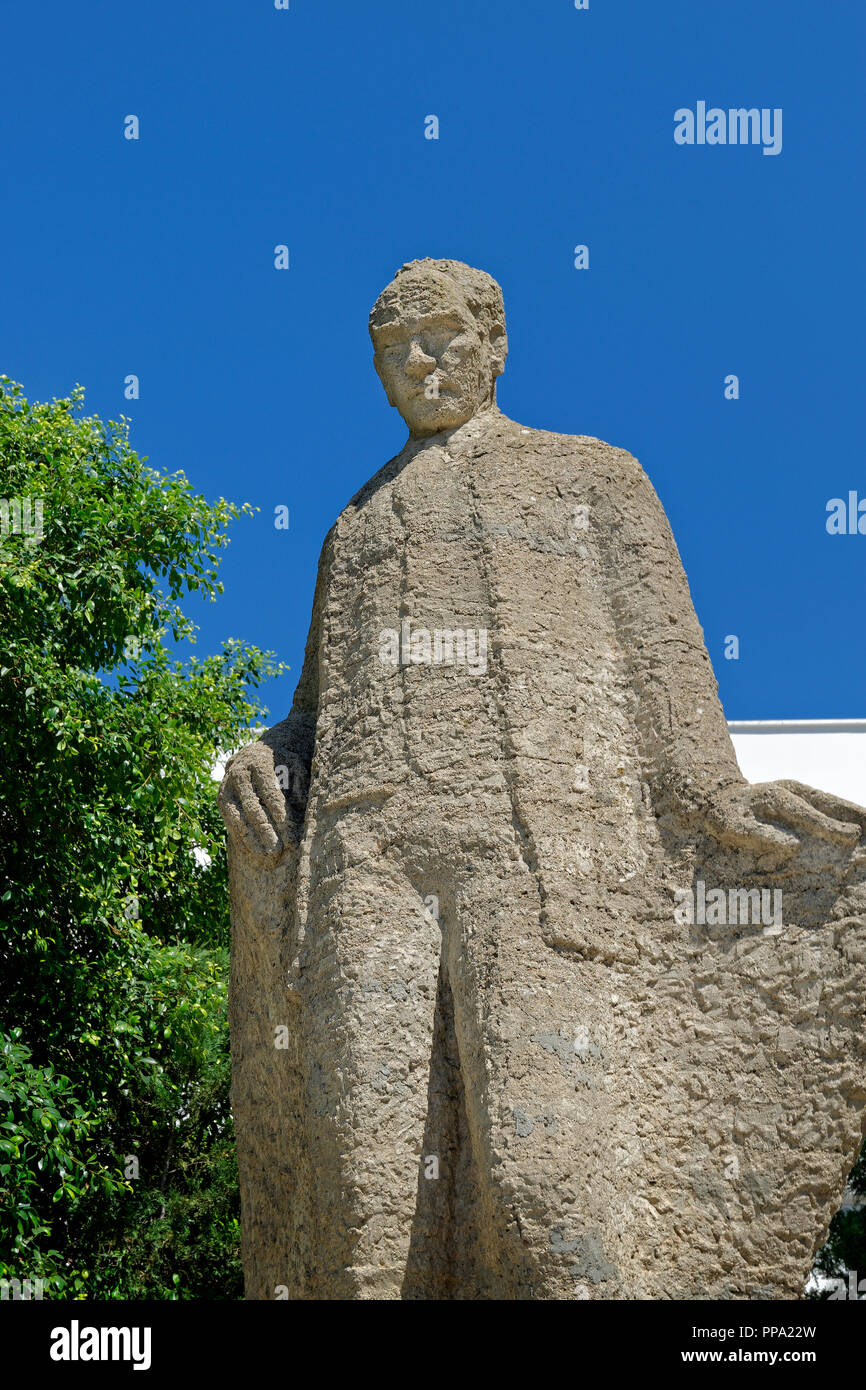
top-left (488, 325), bottom-right (508, 378)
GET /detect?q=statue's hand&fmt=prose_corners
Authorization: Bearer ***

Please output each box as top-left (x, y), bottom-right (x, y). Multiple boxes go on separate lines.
top-left (218, 740), bottom-right (306, 867)
top-left (700, 780), bottom-right (861, 856)
top-left (773, 779), bottom-right (866, 840)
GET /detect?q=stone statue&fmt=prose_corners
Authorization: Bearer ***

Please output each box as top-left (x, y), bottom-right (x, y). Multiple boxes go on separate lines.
top-left (219, 259), bottom-right (866, 1300)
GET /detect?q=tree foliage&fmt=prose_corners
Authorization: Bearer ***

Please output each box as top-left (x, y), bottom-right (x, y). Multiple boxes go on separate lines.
top-left (0, 379), bottom-right (283, 1297)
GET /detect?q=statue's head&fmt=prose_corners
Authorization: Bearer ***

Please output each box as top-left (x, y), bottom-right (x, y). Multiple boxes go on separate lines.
top-left (369, 258), bottom-right (508, 438)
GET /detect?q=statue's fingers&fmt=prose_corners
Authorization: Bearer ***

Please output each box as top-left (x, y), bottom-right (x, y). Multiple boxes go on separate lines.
top-left (708, 808), bottom-right (798, 854)
top-left (765, 785), bottom-right (860, 844)
top-left (752, 785), bottom-right (860, 847)
top-left (220, 785), bottom-right (276, 862)
top-left (737, 814), bottom-right (800, 853)
top-left (231, 765), bottom-right (283, 858)
top-left (775, 780), bottom-right (866, 835)
top-left (250, 761), bottom-right (294, 849)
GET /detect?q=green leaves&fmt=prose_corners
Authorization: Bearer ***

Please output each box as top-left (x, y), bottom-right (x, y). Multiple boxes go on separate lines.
top-left (0, 378), bottom-right (259, 679)
top-left (0, 380), bottom-right (272, 1298)
top-left (0, 1032), bottom-right (111, 1280)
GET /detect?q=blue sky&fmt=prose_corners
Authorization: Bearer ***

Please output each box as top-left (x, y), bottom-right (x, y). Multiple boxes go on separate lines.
top-left (2, 0), bottom-right (863, 721)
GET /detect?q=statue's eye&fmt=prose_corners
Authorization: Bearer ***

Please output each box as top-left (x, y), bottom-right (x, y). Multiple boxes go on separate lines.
top-left (423, 331), bottom-right (455, 351)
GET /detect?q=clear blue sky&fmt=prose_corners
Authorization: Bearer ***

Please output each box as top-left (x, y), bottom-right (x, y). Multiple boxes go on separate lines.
top-left (3, 1), bottom-right (864, 721)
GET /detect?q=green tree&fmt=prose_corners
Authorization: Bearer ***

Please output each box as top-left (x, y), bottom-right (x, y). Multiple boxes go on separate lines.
top-left (0, 378), bottom-right (283, 1297)
top-left (808, 1142), bottom-right (866, 1299)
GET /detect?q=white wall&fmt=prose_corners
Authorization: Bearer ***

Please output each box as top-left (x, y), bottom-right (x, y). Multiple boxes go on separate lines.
top-left (729, 721), bottom-right (866, 808)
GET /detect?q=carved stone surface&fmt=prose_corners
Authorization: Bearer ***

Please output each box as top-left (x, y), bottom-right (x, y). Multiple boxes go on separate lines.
top-left (220, 259), bottom-right (866, 1300)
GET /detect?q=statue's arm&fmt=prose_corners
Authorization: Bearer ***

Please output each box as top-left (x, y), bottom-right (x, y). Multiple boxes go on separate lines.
top-left (219, 534), bottom-right (333, 1298)
top-left (594, 457), bottom-right (860, 849)
top-left (593, 456), bottom-right (741, 819)
top-left (218, 529), bottom-right (331, 864)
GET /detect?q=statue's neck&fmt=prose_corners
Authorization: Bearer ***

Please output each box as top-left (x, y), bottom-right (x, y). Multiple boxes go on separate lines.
top-left (407, 400), bottom-right (501, 446)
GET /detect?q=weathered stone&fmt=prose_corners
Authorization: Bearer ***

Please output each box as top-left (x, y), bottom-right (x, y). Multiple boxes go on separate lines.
top-left (220, 258), bottom-right (866, 1300)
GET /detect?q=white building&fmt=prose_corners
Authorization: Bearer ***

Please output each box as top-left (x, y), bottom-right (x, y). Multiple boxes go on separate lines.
top-left (729, 720), bottom-right (866, 807)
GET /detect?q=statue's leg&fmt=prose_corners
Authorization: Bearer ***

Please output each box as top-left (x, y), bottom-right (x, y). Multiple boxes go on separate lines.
top-left (442, 851), bottom-right (622, 1300)
top-left (227, 838), bottom-right (309, 1300)
top-left (298, 835), bottom-right (443, 1299)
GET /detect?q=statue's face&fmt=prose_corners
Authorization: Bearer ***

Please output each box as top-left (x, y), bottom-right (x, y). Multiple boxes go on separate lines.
top-left (372, 294), bottom-right (499, 437)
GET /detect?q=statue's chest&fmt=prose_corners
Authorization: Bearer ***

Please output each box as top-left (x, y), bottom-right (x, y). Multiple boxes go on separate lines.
top-left (324, 445), bottom-right (615, 735)
top-left (343, 445), bottom-right (604, 621)
top-left (318, 444), bottom-right (636, 812)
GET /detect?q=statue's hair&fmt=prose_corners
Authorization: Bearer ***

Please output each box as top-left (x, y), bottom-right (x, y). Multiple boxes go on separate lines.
top-left (369, 258), bottom-right (506, 342)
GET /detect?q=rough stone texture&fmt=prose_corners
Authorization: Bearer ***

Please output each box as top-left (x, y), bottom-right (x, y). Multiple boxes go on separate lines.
top-left (220, 259), bottom-right (866, 1300)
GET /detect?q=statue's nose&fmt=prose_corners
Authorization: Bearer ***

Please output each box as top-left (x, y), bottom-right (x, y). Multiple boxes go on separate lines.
top-left (406, 338), bottom-right (436, 377)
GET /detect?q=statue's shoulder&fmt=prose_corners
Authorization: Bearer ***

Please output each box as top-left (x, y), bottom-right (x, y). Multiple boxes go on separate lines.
top-left (502, 416), bottom-right (647, 485)
top-left (313, 447), bottom-right (410, 561)
top-left (344, 447), bottom-right (408, 512)
top-left (323, 446), bottom-right (413, 540)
